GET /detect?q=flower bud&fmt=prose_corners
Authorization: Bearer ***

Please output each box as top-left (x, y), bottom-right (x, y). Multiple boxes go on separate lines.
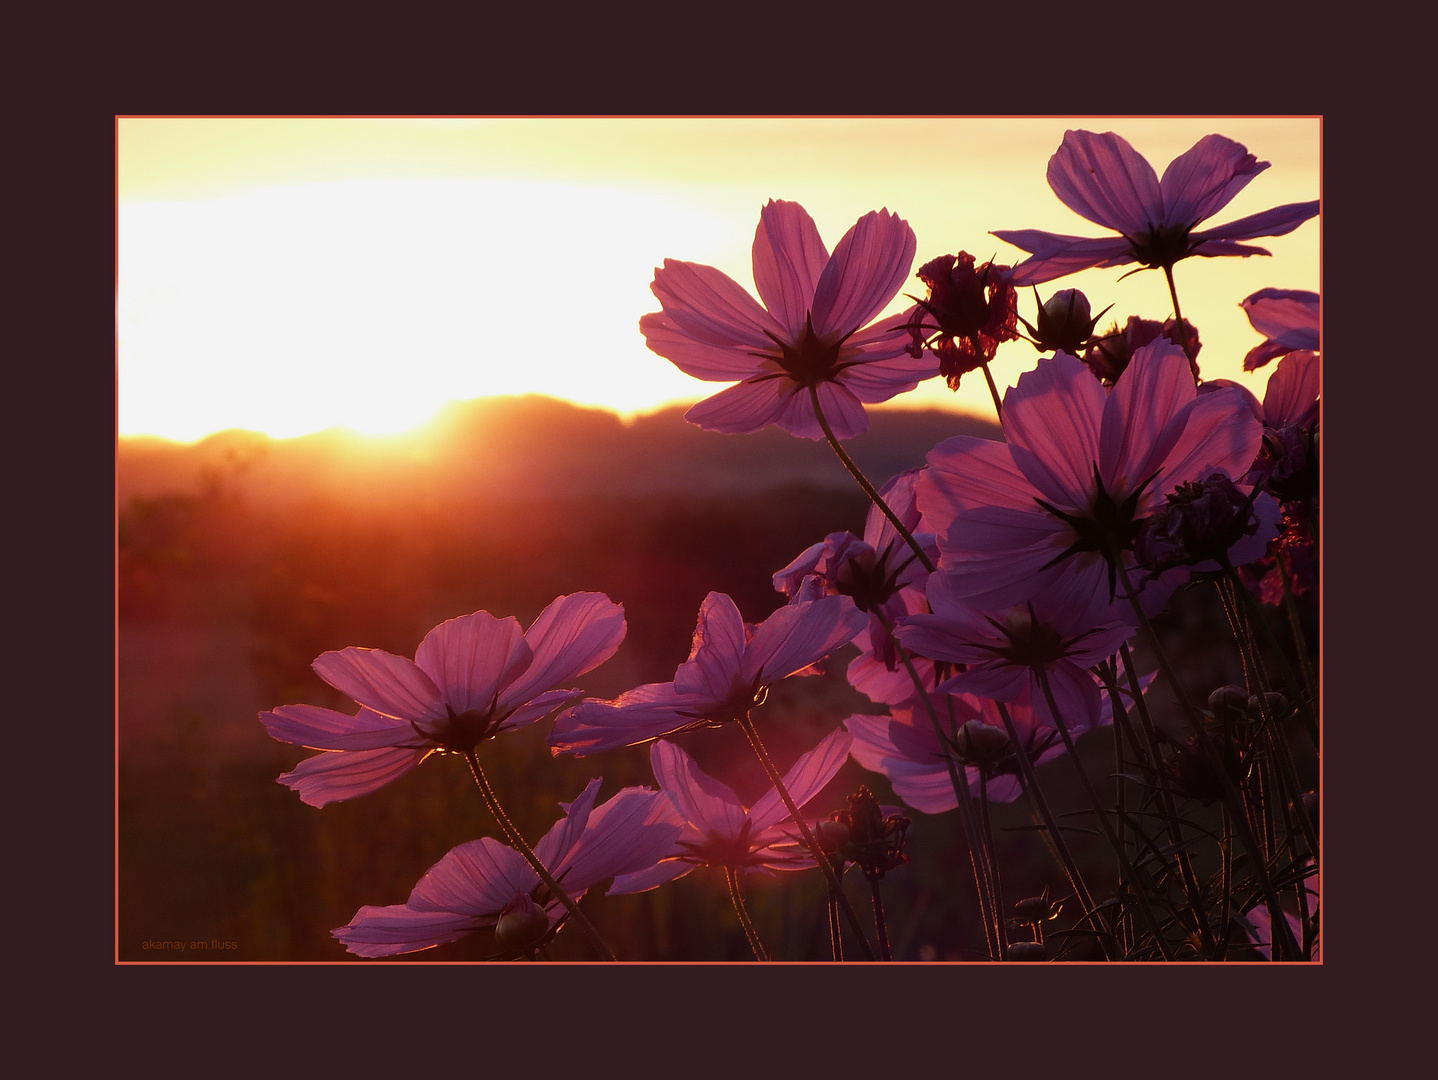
top-left (1208, 685), bottom-right (1249, 717)
top-left (1006, 942), bottom-right (1048, 961)
top-left (954, 719), bottom-right (1012, 769)
top-left (1013, 893), bottom-right (1062, 925)
top-left (1134, 472), bottom-right (1261, 574)
top-left (816, 819), bottom-right (851, 854)
top-left (494, 893), bottom-right (551, 956)
top-left (1027, 288), bottom-right (1107, 354)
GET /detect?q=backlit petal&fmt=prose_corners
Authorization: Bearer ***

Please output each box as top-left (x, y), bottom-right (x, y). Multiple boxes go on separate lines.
top-left (751, 199), bottom-right (829, 338)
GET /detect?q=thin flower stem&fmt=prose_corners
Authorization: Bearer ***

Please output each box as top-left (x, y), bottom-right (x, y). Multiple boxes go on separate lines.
top-left (1033, 667), bottom-right (1175, 960)
top-left (979, 361), bottom-right (1005, 429)
top-left (869, 878), bottom-right (893, 961)
top-left (808, 383), bottom-right (936, 574)
top-left (1112, 561), bottom-right (1301, 960)
top-left (1217, 807), bottom-right (1233, 960)
top-left (726, 866), bottom-right (768, 961)
top-left (1277, 550), bottom-right (1319, 707)
top-left (874, 610), bottom-right (1000, 956)
top-left (1161, 264), bottom-right (1201, 385)
top-left (1214, 579), bottom-right (1321, 865)
top-left (736, 713), bottom-right (878, 961)
top-left (1115, 645), bottom-right (1213, 953)
top-left (991, 699), bottom-right (1115, 960)
top-left (828, 892), bottom-right (844, 961)
top-left (1220, 560), bottom-right (1318, 743)
top-left (462, 751), bottom-right (617, 962)
top-left (978, 769), bottom-right (1009, 956)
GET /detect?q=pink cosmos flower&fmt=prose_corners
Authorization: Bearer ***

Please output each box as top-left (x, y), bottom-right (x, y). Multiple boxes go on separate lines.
top-left (993, 130), bottom-right (1319, 287)
top-left (895, 572), bottom-right (1135, 731)
top-left (1240, 288), bottom-right (1319, 371)
top-left (640, 199), bottom-right (933, 440)
top-left (550, 591), bottom-right (866, 756)
top-left (773, 468), bottom-right (937, 669)
top-left (607, 728), bottom-right (853, 894)
top-left (917, 341), bottom-right (1263, 615)
top-left (332, 778), bottom-right (680, 958)
top-left (261, 593), bottom-right (626, 807)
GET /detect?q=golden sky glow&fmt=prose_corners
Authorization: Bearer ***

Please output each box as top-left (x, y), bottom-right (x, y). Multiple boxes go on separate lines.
top-left (118, 117), bottom-right (1320, 442)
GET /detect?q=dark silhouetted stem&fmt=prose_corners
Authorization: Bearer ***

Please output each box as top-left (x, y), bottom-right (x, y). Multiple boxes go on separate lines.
top-left (875, 610), bottom-right (1000, 957)
top-left (869, 878), bottom-right (892, 961)
top-left (980, 361), bottom-right (1005, 429)
top-left (726, 866), bottom-right (768, 961)
top-left (1162, 264), bottom-right (1200, 384)
top-left (737, 713), bottom-right (877, 960)
top-left (991, 699), bottom-right (1115, 959)
top-left (809, 383), bottom-right (936, 574)
top-left (1034, 666), bottom-right (1174, 960)
top-left (1112, 562), bottom-right (1300, 960)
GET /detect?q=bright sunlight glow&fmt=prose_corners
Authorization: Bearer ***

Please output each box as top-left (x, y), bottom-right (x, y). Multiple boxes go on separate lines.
top-left (119, 178), bottom-right (734, 440)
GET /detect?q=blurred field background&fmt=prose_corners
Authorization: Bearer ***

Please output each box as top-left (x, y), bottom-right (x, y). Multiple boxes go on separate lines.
top-left (117, 395), bottom-right (1314, 961)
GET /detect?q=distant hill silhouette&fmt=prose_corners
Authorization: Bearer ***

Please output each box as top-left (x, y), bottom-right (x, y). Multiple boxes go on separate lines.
top-left (117, 395), bottom-right (1002, 505)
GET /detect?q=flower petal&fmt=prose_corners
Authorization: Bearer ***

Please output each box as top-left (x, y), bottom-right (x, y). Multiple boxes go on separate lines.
top-left (311, 647), bottom-right (445, 723)
top-left (414, 610), bottom-right (530, 717)
top-left (683, 376), bottom-right (794, 435)
top-left (1261, 350), bottom-right (1320, 429)
top-left (650, 739), bottom-right (748, 836)
top-left (777, 379), bottom-right (868, 440)
top-left (1046, 130), bottom-right (1161, 236)
top-left (650, 258), bottom-right (785, 348)
top-left (277, 746), bottom-right (433, 808)
top-left (744, 595), bottom-right (866, 685)
top-left (1099, 340), bottom-right (1198, 496)
top-left (1159, 134), bottom-right (1267, 226)
top-left (751, 199), bottom-right (829, 339)
top-left (810, 209), bottom-right (915, 339)
top-left (501, 593), bottom-right (627, 708)
top-left (1240, 287), bottom-right (1320, 342)
top-left (674, 592), bottom-right (747, 700)
top-left (549, 682), bottom-right (706, 756)
top-left (408, 837), bottom-right (532, 916)
top-left (640, 311), bottom-right (767, 381)
top-left (749, 727), bottom-right (853, 832)
top-left (998, 234), bottom-right (1138, 287)
top-left (1193, 200), bottom-right (1319, 242)
top-left (1003, 352), bottom-right (1107, 509)
top-left (261, 704), bottom-right (418, 751)
top-left (559, 786), bottom-right (684, 890)
top-left (332, 904), bottom-right (488, 958)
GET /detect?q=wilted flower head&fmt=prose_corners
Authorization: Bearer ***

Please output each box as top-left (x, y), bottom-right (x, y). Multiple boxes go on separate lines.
top-left (641, 199), bottom-right (931, 441)
top-left (819, 785), bottom-right (911, 882)
top-left (1083, 314), bottom-right (1200, 386)
top-left (1133, 471), bottom-right (1265, 576)
top-left (994, 130), bottom-right (1319, 286)
top-left (903, 252), bottom-right (1019, 389)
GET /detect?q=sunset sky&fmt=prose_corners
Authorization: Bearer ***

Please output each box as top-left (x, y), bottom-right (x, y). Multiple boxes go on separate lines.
top-left (117, 117), bottom-right (1320, 442)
